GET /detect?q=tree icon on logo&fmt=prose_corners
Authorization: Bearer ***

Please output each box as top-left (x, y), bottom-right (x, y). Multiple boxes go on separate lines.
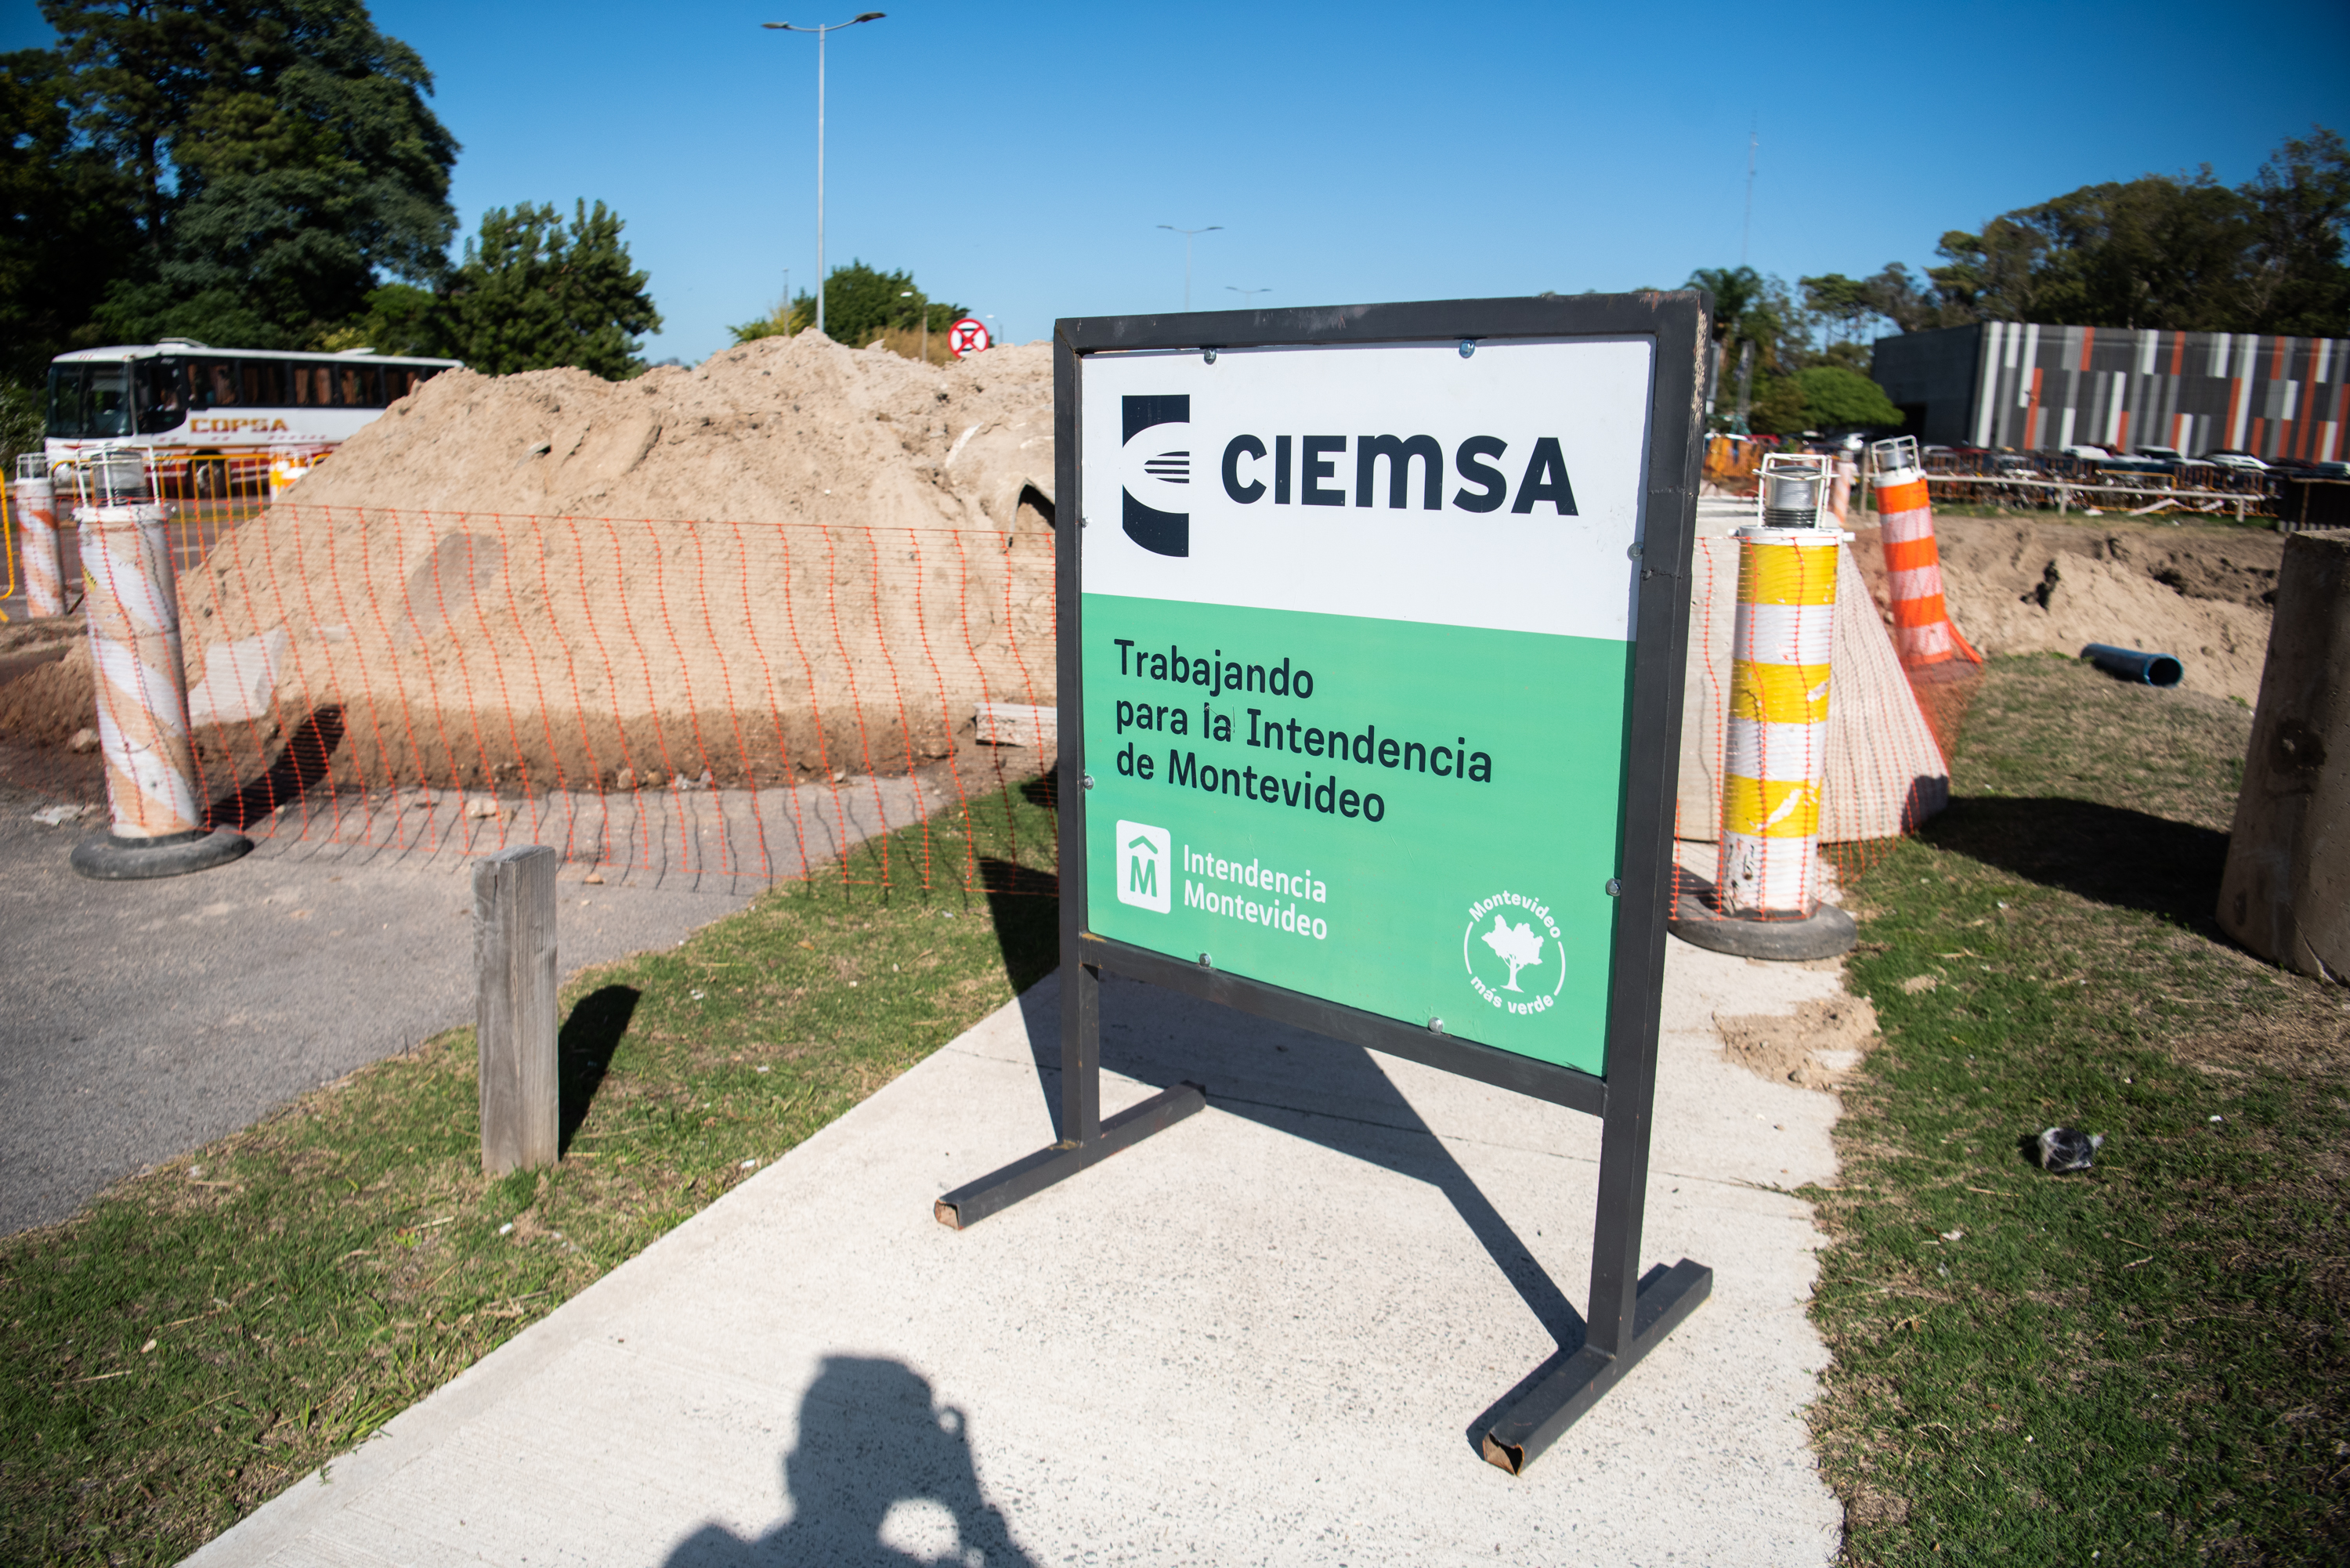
top-left (1480, 914), bottom-right (1545, 992)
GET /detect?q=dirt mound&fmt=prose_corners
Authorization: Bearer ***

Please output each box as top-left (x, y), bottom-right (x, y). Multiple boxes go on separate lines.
top-left (1848, 516), bottom-right (2280, 705)
top-left (133, 332), bottom-right (1061, 795)
top-left (287, 329), bottom-right (1056, 531)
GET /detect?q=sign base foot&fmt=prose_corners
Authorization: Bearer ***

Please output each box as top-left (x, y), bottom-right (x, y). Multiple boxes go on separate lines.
top-left (935, 1081), bottom-right (1207, 1230)
top-left (1480, 1258), bottom-right (1713, 1474)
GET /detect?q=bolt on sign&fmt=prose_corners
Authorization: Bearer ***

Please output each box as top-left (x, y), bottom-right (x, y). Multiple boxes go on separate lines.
top-left (936, 293), bottom-right (1713, 1474)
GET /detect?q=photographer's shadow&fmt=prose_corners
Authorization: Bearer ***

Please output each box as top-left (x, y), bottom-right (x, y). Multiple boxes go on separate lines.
top-left (663, 1357), bottom-right (1035, 1568)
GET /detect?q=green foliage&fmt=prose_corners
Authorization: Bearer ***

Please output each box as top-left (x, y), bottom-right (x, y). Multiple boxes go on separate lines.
top-left (1791, 364), bottom-right (1902, 430)
top-left (0, 383), bottom-right (45, 470)
top-left (1923, 126), bottom-right (2348, 333)
top-left (0, 47), bottom-right (141, 380)
top-left (734, 260), bottom-right (964, 347)
top-left (42, 0), bottom-right (461, 350)
top-left (444, 201), bottom-right (660, 378)
top-left (318, 282), bottom-right (448, 357)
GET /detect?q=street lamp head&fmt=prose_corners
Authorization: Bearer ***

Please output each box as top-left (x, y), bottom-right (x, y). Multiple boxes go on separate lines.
top-left (853, 10), bottom-right (885, 20)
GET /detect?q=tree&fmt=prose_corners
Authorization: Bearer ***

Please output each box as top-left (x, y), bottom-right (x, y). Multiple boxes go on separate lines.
top-left (1902, 128), bottom-right (2348, 335)
top-left (43, 0), bottom-right (459, 348)
top-left (1799, 272), bottom-right (1880, 347)
top-left (0, 47), bottom-right (140, 382)
top-left (1480, 915), bottom-right (1544, 992)
top-left (734, 260), bottom-right (964, 346)
top-left (444, 200), bottom-right (660, 378)
top-left (1791, 366), bottom-right (1903, 430)
top-left (2242, 127), bottom-right (2350, 334)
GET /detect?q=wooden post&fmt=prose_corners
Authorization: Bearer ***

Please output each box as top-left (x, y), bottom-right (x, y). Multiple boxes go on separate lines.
top-left (476, 844), bottom-right (559, 1174)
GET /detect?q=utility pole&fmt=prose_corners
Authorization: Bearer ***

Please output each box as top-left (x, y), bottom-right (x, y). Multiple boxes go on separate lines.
top-left (1157, 224), bottom-right (1221, 311)
top-left (763, 12), bottom-right (886, 338)
top-left (1741, 118), bottom-right (1757, 267)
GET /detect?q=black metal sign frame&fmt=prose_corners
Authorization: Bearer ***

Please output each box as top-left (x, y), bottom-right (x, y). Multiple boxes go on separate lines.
top-left (936, 292), bottom-right (1712, 1473)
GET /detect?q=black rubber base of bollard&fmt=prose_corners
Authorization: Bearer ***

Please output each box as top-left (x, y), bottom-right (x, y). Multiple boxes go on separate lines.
top-left (1668, 894), bottom-right (1858, 961)
top-left (70, 827), bottom-right (254, 881)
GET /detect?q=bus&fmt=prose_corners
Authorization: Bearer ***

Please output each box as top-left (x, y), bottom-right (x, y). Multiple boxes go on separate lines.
top-left (44, 339), bottom-right (462, 495)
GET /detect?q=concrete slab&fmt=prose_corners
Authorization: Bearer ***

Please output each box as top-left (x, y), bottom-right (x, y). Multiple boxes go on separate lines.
top-left (186, 938), bottom-right (1847, 1567)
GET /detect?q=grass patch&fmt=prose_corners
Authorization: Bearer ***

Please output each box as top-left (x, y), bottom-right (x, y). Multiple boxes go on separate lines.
top-left (1811, 655), bottom-right (2348, 1563)
top-left (0, 779), bottom-right (1059, 1566)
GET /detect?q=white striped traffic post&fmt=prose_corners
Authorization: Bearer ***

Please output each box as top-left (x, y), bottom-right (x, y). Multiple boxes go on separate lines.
top-left (67, 453), bottom-right (251, 879)
top-left (13, 466), bottom-right (65, 617)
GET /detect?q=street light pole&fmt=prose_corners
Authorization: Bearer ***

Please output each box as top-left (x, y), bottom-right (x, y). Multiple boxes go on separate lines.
top-left (764, 12), bottom-right (885, 338)
top-left (1157, 224), bottom-right (1221, 311)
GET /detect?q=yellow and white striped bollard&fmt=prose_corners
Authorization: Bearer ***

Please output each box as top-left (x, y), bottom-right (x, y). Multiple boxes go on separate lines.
top-left (1672, 453), bottom-right (1857, 959)
top-left (1716, 522), bottom-right (1841, 916)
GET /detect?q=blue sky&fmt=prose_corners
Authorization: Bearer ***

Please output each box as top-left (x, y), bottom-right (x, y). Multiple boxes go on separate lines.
top-left (8, 1), bottom-right (2348, 363)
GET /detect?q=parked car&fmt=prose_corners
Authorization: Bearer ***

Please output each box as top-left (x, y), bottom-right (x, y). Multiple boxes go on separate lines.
top-left (2199, 450), bottom-right (2271, 473)
top-left (2132, 445), bottom-right (2188, 467)
top-left (2059, 443), bottom-right (2114, 461)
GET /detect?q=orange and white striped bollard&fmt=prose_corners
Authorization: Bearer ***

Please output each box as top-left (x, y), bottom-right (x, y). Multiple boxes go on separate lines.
top-left (1870, 435), bottom-right (1976, 669)
top-left (13, 468), bottom-right (65, 616)
top-left (68, 476), bottom-right (250, 878)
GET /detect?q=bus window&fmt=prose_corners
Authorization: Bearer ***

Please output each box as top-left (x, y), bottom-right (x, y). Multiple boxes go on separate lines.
top-left (291, 363), bottom-right (334, 406)
top-left (204, 360), bottom-right (241, 407)
top-left (136, 360), bottom-right (187, 434)
top-left (244, 360), bottom-right (282, 406)
top-left (46, 364), bottom-right (85, 438)
top-left (340, 364), bottom-right (382, 408)
top-left (85, 363), bottom-right (131, 437)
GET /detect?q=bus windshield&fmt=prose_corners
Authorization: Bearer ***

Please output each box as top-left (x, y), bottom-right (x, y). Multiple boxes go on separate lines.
top-left (47, 363), bottom-right (132, 440)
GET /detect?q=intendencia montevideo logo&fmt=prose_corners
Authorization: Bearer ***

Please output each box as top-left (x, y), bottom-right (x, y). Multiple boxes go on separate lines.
top-left (1118, 392), bottom-right (1583, 562)
top-left (1463, 891), bottom-right (1567, 1017)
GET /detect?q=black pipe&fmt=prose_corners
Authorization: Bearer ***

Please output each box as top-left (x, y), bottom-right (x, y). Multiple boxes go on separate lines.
top-left (2081, 643), bottom-right (2183, 687)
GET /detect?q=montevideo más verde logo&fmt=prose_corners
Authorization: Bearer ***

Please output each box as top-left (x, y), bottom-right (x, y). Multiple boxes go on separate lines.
top-left (1462, 891), bottom-right (1567, 1017)
top-left (1120, 395), bottom-right (1191, 557)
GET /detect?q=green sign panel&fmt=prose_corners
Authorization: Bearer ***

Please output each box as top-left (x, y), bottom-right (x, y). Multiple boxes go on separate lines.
top-left (1079, 338), bottom-right (1658, 1077)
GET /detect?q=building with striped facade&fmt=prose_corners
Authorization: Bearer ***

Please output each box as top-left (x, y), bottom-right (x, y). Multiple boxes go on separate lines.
top-left (1871, 321), bottom-right (2350, 459)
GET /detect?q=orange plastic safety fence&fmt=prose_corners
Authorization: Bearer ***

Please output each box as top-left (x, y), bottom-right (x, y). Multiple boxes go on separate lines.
top-left (2, 502), bottom-right (1061, 893)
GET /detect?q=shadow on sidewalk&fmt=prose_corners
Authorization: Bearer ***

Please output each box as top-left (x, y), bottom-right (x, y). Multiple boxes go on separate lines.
top-left (1007, 976), bottom-right (1589, 1353)
top-left (662, 1356), bottom-right (1036, 1567)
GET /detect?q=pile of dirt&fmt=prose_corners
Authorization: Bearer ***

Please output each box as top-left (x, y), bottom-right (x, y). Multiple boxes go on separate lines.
top-left (145, 332), bottom-right (1055, 794)
top-left (1851, 516), bottom-right (2280, 705)
top-left (284, 328), bottom-right (1056, 531)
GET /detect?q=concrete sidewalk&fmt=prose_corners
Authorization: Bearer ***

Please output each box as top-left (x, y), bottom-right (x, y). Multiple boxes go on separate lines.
top-left (188, 941), bottom-right (1849, 1567)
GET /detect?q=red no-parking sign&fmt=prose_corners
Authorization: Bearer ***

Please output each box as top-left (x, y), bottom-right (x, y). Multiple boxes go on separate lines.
top-left (948, 317), bottom-right (991, 358)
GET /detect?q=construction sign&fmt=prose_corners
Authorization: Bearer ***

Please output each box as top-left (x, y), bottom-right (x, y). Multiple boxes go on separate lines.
top-left (937, 294), bottom-right (1712, 1475)
top-left (1079, 332), bottom-right (1659, 1078)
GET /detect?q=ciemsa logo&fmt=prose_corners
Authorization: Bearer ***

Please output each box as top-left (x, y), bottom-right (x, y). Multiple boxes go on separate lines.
top-left (1462, 891), bottom-right (1566, 1017)
top-left (1119, 396), bottom-right (1191, 558)
top-left (1117, 388), bottom-right (1585, 566)
top-left (1115, 820), bottom-right (1171, 912)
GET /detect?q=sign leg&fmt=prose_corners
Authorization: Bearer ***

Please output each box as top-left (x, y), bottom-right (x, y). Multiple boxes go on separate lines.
top-left (934, 961), bottom-right (1204, 1230)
